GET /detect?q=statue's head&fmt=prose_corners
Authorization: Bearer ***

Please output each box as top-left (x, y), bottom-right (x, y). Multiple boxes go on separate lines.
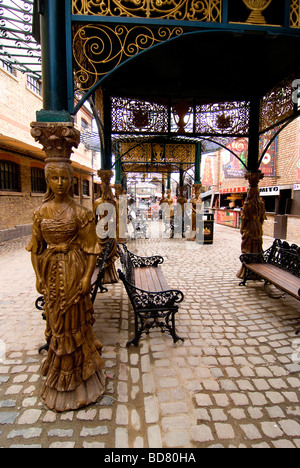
top-left (44, 160), bottom-right (74, 202)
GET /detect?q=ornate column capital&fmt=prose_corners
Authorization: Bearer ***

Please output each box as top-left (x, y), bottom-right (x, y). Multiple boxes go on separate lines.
top-left (166, 189), bottom-right (173, 206)
top-left (30, 122), bottom-right (80, 162)
top-left (193, 183), bottom-right (202, 200)
top-left (114, 184), bottom-right (124, 199)
top-left (245, 171), bottom-right (264, 188)
top-left (177, 187), bottom-right (187, 207)
top-left (97, 169), bottom-right (115, 203)
top-left (98, 169), bottom-right (114, 183)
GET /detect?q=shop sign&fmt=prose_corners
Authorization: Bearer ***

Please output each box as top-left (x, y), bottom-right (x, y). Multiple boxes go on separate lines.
top-left (259, 187), bottom-right (279, 196)
top-left (216, 210), bottom-right (238, 228)
top-left (294, 184), bottom-right (300, 191)
top-left (220, 187), bottom-right (247, 194)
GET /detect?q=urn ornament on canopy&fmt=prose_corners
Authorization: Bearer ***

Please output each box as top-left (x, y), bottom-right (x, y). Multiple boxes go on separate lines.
top-left (243, 0), bottom-right (272, 24)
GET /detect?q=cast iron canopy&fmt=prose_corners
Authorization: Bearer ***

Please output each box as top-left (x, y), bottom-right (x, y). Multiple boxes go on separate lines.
top-left (103, 30), bottom-right (300, 101)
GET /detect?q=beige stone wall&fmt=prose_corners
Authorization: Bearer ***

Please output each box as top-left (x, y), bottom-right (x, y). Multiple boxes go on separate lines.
top-left (263, 214), bottom-right (275, 238)
top-left (287, 216), bottom-right (300, 245)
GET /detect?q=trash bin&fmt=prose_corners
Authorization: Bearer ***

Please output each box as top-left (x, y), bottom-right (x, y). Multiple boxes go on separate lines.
top-left (196, 213), bottom-right (214, 245)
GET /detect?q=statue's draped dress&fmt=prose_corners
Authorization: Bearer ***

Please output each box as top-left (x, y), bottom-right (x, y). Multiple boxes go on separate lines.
top-left (27, 201), bottom-right (105, 412)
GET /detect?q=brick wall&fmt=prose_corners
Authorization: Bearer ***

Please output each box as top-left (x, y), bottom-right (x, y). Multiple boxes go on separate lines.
top-left (0, 149), bottom-right (94, 232)
top-left (276, 118), bottom-right (298, 186)
top-left (209, 118), bottom-right (300, 237)
top-left (0, 68), bottom-right (96, 239)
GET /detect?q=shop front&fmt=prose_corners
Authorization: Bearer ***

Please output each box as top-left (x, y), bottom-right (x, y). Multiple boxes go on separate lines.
top-left (215, 186), bottom-right (247, 229)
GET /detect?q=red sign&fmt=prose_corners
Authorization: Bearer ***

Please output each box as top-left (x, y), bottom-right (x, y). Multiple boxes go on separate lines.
top-left (220, 187), bottom-right (247, 194)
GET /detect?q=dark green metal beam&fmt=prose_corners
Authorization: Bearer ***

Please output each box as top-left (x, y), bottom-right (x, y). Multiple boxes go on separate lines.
top-left (247, 97), bottom-right (261, 173)
top-left (37, 0), bottom-right (70, 121)
top-left (102, 90), bottom-right (113, 170)
top-left (194, 143), bottom-right (202, 184)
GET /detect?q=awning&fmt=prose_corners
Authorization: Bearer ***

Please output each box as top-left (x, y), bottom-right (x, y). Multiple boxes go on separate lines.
top-left (201, 189), bottom-right (214, 199)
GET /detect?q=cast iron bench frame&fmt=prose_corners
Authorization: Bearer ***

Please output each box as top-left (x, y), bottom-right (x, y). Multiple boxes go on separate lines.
top-left (90, 238), bottom-right (114, 302)
top-left (239, 238), bottom-right (300, 332)
top-left (118, 243), bottom-right (185, 347)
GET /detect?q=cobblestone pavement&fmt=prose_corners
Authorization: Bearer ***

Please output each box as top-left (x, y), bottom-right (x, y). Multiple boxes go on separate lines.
top-left (0, 224), bottom-right (300, 448)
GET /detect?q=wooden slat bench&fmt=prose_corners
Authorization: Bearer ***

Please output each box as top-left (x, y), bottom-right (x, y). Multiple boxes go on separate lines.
top-left (239, 238), bottom-right (300, 331)
top-left (118, 243), bottom-right (185, 347)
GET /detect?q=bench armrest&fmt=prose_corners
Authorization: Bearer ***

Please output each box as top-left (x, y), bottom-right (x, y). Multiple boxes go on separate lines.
top-left (118, 243), bottom-right (164, 268)
top-left (240, 243), bottom-right (275, 265)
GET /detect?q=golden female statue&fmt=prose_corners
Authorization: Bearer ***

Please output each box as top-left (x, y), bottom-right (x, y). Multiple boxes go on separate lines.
top-left (240, 172), bottom-right (266, 254)
top-left (187, 184), bottom-right (202, 241)
top-left (238, 172), bottom-right (266, 279)
top-left (94, 170), bottom-right (119, 284)
top-left (27, 159), bottom-right (105, 412)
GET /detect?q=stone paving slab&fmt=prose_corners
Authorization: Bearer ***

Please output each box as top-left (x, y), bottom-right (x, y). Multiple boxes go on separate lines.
top-left (0, 225), bottom-right (300, 448)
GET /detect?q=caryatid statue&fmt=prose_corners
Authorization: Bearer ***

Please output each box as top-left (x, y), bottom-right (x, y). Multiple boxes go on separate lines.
top-left (187, 184), bottom-right (203, 241)
top-left (28, 122), bottom-right (106, 412)
top-left (94, 170), bottom-right (119, 284)
top-left (238, 171), bottom-right (267, 278)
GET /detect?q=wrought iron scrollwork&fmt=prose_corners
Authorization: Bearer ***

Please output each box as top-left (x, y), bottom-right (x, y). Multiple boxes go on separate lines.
top-left (128, 252), bottom-right (164, 268)
top-left (119, 269), bottom-right (184, 347)
top-left (195, 100), bottom-right (250, 136)
top-left (111, 96), bottom-right (170, 134)
top-left (0, 0), bottom-right (41, 78)
top-left (290, 0), bottom-right (300, 28)
top-left (259, 75), bottom-right (296, 133)
top-left (90, 238), bottom-right (114, 301)
top-left (270, 242), bottom-right (300, 278)
top-left (119, 242), bottom-right (164, 268)
top-left (117, 243), bottom-right (184, 346)
top-left (239, 238), bottom-right (300, 288)
top-left (73, 24), bottom-right (183, 95)
top-left (120, 272), bottom-right (184, 309)
top-left (72, 0), bottom-right (222, 22)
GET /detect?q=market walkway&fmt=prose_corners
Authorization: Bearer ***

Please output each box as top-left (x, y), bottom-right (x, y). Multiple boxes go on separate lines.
top-left (0, 224), bottom-right (300, 448)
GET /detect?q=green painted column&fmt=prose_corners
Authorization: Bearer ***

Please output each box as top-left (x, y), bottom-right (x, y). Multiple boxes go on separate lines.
top-left (167, 173), bottom-right (171, 190)
top-left (115, 143), bottom-right (122, 185)
top-left (195, 143), bottom-right (202, 184)
top-left (36, 0), bottom-right (70, 122)
top-left (102, 90), bottom-right (113, 170)
top-left (122, 173), bottom-right (127, 192)
top-left (247, 97), bottom-right (261, 173)
top-left (179, 169), bottom-right (184, 188)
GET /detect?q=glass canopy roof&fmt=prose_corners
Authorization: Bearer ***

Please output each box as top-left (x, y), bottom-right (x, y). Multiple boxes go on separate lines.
top-left (0, 0), bottom-right (41, 79)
